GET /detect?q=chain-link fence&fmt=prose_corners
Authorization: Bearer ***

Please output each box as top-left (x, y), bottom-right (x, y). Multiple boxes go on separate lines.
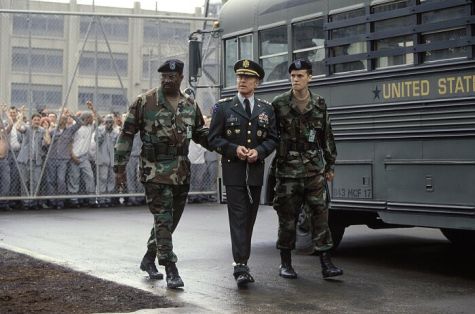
top-left (0, 1), bottom-right (221, 210)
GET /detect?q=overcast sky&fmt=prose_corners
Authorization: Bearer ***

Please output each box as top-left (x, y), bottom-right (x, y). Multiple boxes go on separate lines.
top-left (37, 0), bottom-right (221, 13)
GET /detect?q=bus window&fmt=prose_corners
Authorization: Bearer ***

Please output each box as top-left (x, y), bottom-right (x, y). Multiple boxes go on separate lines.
top-left (259, 25), bottom-right (288, 82)
top-left (330, 42), bottom-right (367, 73)
top-left (375, 35), bottom-right (414, 69)
top-left (224, 38), bottom-right (237, 87)
top-left (422, 28), bottom-right (468, 63)
top-left (292, 18), bottom-right (325, 76)
top-left (224, 34), bottom-right (254, 87)
top-left (328, 8), bottom-right (367, 74)
top-left (420, 4), bottom-right (470, 63)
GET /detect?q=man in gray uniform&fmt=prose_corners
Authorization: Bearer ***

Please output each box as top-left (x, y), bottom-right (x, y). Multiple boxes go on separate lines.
top-left (96, 114), bottom-right (119, 207)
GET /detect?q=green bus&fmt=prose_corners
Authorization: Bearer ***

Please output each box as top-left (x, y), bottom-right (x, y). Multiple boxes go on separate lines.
top-left (192, 0), bottom-right (475, 248)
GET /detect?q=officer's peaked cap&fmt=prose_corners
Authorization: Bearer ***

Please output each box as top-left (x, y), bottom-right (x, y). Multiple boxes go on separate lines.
top-left (288, 58), bottom-right (312, 73)
top-left (234, 59), bottom-right (265, 80)
top-left (157, 59), bottom-right (184, 74)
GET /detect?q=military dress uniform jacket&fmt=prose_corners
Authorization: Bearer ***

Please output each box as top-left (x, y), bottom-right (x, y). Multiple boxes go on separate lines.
top-left (208, 95), bottom-right (278, 186)
top-left (115, 87), bottom-right (209, 185)
top-left (272, 89), bottom-right (337, 179)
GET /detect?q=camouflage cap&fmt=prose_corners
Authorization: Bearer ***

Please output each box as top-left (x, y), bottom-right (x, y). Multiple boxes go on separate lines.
top-left (157, 59), bottom-right (184, 74)
top-left (288, 58), bottom-right (312, 73)
top-left (234, 59), bottom-right (265, 80)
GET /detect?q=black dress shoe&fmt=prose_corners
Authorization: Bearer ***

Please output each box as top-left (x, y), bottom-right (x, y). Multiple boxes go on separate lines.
top-left (279, 264), bottom-right (297, 279)
top-left (233, 263), bottom-right (254, 288)
top-left (236, 272), bottom-right (254, 288)
top-left (140, 258), bottom-right (163, 280)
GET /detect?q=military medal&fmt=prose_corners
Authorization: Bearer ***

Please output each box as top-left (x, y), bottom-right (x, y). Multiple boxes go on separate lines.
top-left (257, 130), bottom-right (262, 137)
top-left (235, 129), bottom-right (241, 134)
top-left (309, 129), bottom-right (316, 142)
top-left (226, 129), bottom-right (232, 136)
top-left (186, 125), bottom-right (192, 139)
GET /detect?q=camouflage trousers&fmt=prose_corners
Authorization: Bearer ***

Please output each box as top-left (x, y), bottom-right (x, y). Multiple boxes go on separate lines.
top-left (273, 175), bottom-right (333, 252)
top-left (143, 182), bottom-right (189, 265)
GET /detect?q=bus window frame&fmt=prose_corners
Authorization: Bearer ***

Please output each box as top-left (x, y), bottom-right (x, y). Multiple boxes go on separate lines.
top-left (223, 33), bottom-right (255, 88)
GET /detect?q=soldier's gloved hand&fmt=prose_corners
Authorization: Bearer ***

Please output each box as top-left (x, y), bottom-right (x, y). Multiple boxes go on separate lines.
top-left (246, 149), bottom-right (259, 163)
top-left (236, 145), bottom-right (249, 161)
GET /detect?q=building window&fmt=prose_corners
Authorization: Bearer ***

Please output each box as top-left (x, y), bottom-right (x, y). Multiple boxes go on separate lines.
top-left (78, 87), bottom-right (127, 112)
top-left (142, 55), bottom-right (160, 80)
top-left (12, 14), bottom-right (64, 37)
top-left (80, 17), bottom-right (129, 42)
top-left (224, 34), bottom-right (253, 87)
top-left (259, 26), bottom-right (288, 82)
top-left (11, 83), bottom-right (62, 109)
top-left (12, 47), bottom-right (63, 74)
top-left (79, 52), bottom-right (128, 76)
top-left (293, 18), bottom-right (325, 76)
top-left (143, 20), bottom-right (190, 42)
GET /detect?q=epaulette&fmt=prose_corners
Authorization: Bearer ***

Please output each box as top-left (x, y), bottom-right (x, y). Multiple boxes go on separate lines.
top-left (217, 97), bottom-right (233, 103)
top-left (257, 98), bottom-right (272, 106)
top-left (182, 92), bottom-right (196, 106)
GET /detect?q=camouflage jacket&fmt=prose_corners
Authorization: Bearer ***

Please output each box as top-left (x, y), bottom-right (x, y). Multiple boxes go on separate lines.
top-left (272, 89), bottom-right (337, 178)
top-left (114, 87), bottom-right (209, 185)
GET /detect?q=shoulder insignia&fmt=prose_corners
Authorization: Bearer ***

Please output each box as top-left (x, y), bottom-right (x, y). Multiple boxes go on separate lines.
top-left (217, 97), bottom-right (233, 103)
top-left (316, 96), bottom-right (327, 110)
top-left (257, 98), bottom-right (272, 106)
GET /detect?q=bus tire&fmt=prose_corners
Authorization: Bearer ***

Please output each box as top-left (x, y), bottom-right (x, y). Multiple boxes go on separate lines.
top-left (440, 229), bottom-right (475, 247)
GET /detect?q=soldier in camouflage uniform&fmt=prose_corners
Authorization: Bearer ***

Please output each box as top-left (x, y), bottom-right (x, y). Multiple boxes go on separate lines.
top-left (114, 59), bottom-right (209, 289)
top-left (272, 59), bottom-right (343, 279)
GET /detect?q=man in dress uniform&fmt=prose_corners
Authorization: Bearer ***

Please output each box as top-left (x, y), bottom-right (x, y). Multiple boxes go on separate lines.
top-left (272, 58), bottom-right (343, 279)
top-left (208, 59), bottom-right (278, 288)
top-left (114, 59), bottom-right (209, 289)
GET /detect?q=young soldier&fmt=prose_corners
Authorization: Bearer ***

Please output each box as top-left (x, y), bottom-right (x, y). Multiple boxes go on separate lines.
top-left (272, 59), bottom-right (343, 279)
top-left (114, 59), bottom-right (209, 289)
top-left (208, 59), bottom-right (278, 288)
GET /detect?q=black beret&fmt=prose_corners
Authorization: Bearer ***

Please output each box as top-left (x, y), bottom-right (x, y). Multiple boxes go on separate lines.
top-left (157, 59), bottom-right (184, 74)
top-left (288, 58), bottom-right (312, 73)
top-left (234, 59), bottom-right (265, 80)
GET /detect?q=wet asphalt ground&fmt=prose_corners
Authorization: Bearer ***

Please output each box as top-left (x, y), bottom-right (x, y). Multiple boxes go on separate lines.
top-left (1, 203), bottom-right (475, 313)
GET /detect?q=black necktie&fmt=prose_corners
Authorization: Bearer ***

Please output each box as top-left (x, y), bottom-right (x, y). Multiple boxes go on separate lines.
top-left (244, 98), bottom-right (251, 117)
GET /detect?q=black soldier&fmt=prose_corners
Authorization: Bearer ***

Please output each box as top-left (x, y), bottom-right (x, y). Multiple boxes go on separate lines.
top-left (208, 59), bottom-right (278, 288)
top-left (114, 59), bottom-right (209, 289)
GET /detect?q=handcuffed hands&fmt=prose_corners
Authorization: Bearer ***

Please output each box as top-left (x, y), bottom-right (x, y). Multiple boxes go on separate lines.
top-left (236, 146), bottom-right (258, 163)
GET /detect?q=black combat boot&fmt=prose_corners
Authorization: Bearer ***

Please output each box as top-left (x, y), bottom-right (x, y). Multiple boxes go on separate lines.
top-left (279, 249), bottom-right (297, 279)
top-left (165, 262), bottom-right (184, 289)
top-left (233, 263), bottom-right (254, 288)
top-left (319, 251), bottom-right (343, 278)
top-left (140, 251), bottom-right (163, 280)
